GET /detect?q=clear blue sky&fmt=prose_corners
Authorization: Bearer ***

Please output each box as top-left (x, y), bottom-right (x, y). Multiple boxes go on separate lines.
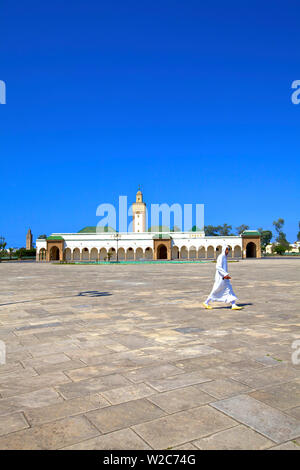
top-left (1, 0), bottom-right (299, 247)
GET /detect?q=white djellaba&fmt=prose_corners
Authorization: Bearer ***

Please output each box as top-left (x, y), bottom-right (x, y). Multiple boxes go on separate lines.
top-left (203, 245), bottom-right (242, 310)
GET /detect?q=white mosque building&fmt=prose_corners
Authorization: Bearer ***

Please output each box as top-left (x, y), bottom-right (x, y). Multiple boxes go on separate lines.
top-left (36, 190), bottom-right (261, 262)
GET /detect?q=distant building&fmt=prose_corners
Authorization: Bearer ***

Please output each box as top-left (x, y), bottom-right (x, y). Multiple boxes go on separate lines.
top-left (36, 190), bottom-right (261, 262)
top-left (26, 229), bottom-right (33, 250)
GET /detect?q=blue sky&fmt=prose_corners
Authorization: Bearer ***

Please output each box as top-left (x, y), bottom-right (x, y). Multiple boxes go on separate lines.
top-left (1, 0), bottom-right (299, 246)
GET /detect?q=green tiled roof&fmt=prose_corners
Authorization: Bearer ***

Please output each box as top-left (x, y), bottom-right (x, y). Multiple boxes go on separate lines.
top-left (242, 230), bottom-right (261, 236)
top-left (78, 226), bottom-right (116, 233)
top-left (152, 234), bottom-right (172, 239)
top-left (47, 235), bottom-right (64, 241)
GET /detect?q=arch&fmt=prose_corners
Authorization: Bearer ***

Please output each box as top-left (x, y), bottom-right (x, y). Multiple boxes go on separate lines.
top-left (136, 247), bottom-right (143, 260)
top-left (189, 246), bottom-right (197, 259)
top-left (246, 242), bottom-right (256, 258)
top-left (234, 245), bottom-right (242, 258)
top-left (207, 246), bottom-right (214, 258)
top-left (49, 246), bottom-right (60, 261)
top-left (126, 247), bottom-right (134, 260)
top-left (227, 245), bottom-right (233, 258)
top-left (109, 247), bottom-right (117, 261)
top-left (180, 246), bottom-right (188, 259)
top-left (90, 248), bottom-right (98, 261)
top-left (99, 248), bottom-right (107, 261)
top-left (157, 244), bottom-right (168, 260)
top-left (172, 246), bottom-right (179, 259)
top-left (118, 247), bottom-right (126, 261)
top-left (64, 248), bottom-right (71, 261)
top-left (145, 247), bottom-right (153, 260)
top-left (73, 248), bottom-right (80, 261)
top-left (82, 248), bottom-right (89, 261)
top-left (39, 248), bottom-right (46, 261)
top-left (216, 245), bottom-right (223, 258)
top-left (198, 246), bottom-right (206, 259)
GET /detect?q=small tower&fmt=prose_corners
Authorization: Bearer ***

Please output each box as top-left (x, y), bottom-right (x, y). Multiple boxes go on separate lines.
top-left (26, 228), bottom-right (33, 250)
top-left (132, 187), bottom-right (146, 233)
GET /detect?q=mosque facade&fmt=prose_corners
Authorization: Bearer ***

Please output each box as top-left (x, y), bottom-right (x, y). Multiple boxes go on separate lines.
top-left (36, 190), bottom-right (261, 262)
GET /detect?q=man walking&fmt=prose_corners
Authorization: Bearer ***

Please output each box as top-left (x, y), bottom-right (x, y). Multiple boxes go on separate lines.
top-left (203, 245), bottom-right (242, 310)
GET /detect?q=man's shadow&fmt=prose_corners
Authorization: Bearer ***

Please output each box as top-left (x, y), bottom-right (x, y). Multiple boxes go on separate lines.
top-left (78, 291), bottom-right (112, 297)
top-left (213, 303), bottom-right (253, 309)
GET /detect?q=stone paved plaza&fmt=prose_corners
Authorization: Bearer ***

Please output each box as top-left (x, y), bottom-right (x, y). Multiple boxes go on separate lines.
top-left (0, 259), bottom-right (299, 450)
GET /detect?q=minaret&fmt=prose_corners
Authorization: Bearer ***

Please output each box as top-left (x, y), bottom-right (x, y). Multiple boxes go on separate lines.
top-left (132, 188), bottom-right (146, 233)
top-left (26, 228), bottom-right (33, 250)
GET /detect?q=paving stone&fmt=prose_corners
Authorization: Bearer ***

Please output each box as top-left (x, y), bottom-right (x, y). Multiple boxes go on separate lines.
top-left (196, 378), bottom-right (252, 399)
top-left (0, 388), bottom-right (63, 416)
top-left (62, 428), bottom-right (151, 450)
top-left (101, 383), bottom-right (155, 405)
top-left (148, 386), bottom-right (213, 413)
top-left (250, 379), bottom-right (300, 410)
top-left (24, 394), bottom-right (109, 426)
top-left (146, 370), bottom-right (212, 392)
top-left (0, 413), bottom-right (29, 436)
top-left (86, 398), bottom-right (165, 433)
top-left (132, 405), bottom-right (237, 449)
top-left (0, 415), bottom-right (99, 450)
top-left (0, 371), bottom-right (70, 398)
top-left (1, 259), bottom-right (300, 449)
top-left (212, 395), bottom-right (300, 444)
top-left (124, 364), bottom-right (183, 384)
top-left (56, 373), bottom-right (131, 399)
top-left (193, 425), bottom-right (274, 450)
top-left (270, 441), bottom-right (300, 450)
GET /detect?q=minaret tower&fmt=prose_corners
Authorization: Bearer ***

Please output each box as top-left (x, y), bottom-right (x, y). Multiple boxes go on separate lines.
top-left (26, 228), bottom-right (33, 250)
top-left (132, 187), bottom-right (146, 233)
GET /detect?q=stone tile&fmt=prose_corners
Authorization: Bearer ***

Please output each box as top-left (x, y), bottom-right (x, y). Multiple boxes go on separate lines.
top-left (62, 428), bottom-right (151, 450)
top-left (212, 395), bottom-right (300, 444)
top-left (0, 371), bottom-right (70, 398)
top-left (250, 379), bottom-right (300, 410)
top-left (270, 441), bottom-right (300, 450)
top-left (24, 394), bottom-right (109, 426)
top-left (148, 386), bottom-right (213, 413)
top-left (86, 398), bottom-right (165, 433)
top-left (0, 388), bottom-right (63, 416)
top-left (0, 413), bottom-right (29, 436)
top-left (101, 383), bottom-right (155, 405)
top-left (233, 365), bottom-right (299, 389)
top-left (64, 362), bottom-right (136, 382)
top-left (133, 405), bottom-right (237, 449)
top-left (124, 364), bottom-right (183, 384)
top-left (56, 373), bottom-right (131, 399)
top-left (147, 371), bottom-right (212, 392)
top-left (196, 378), bottom-right (252, 399)
top-left (286, 407), bottom-right (300, 420)
top-left (193, 425), bottom-right (274, 450)
top-left (0, 415), bottom-right (99, 450)
top-left (171, 443), bottom-right (198, 450)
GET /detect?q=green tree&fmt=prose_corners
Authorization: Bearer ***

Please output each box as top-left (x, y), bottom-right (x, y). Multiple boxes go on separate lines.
top-left (297, 222), bottom-right (300, 242)
top-left (218, 224), bottom-right (233, 236)
top-left (204, 225), bottom-right (220, 236)
top-left (236, 224), bottom-right (249, 235)
top-left (8, 248), bottom-right (14, 260)
top-left (273, 218), bottom-right (289, 248)
top-left (257, 228), bottom-right (273, 250)
top-left (273, 245), bottom-right (286, 256)
top-left (38, 234), bottom-right (47, 239)
top-left (0, 236), bottom-right (7, 261)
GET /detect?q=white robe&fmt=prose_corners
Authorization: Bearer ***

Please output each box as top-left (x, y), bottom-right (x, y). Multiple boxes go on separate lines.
top-left (208, 248), bottom-right (237, 303)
